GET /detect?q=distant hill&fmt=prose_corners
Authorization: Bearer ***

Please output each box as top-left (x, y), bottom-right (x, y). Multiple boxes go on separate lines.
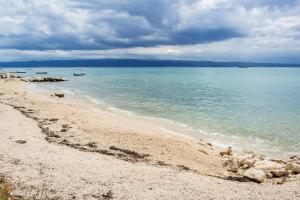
top-left (0, 59), bottom-right (299, 68)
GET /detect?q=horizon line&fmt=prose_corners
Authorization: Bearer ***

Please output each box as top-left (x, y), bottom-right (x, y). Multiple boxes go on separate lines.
top-left (1, 58), bottom-right (300, 66)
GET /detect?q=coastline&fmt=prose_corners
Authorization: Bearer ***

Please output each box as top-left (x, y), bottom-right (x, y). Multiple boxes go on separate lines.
top-left (1, 78), bottom-right (226, 176)
top-left (26, 79), bottom-right (291, 159)
top-left (0, 76), bottom-right (300, 199)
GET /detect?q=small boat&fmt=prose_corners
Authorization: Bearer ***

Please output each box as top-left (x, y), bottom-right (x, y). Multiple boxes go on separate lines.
top-left (36, 72), bottom-right (48, 75)
top-left (10, 68), bottom-right (26, 73)
top-left (10, 71), bottom-right (26, 74)
top-left (73, 68), bottom-right (85, 76)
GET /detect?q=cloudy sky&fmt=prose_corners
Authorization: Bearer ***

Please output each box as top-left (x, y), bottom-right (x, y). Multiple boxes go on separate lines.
top-left (0, 0), bottom-right (300, 63)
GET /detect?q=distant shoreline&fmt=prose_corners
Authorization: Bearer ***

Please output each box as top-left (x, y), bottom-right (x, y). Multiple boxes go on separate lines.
top-left (1, 58), bottom-right (300, 68)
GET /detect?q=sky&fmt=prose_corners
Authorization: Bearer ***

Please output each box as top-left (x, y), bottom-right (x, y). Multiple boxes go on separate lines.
top-left (0, 0), bottom-right (300, 63)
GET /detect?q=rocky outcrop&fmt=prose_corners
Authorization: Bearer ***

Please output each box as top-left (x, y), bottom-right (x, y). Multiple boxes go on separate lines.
top-left (0, 72), bottom-right (20, 79)
top-left (220, 147), bottom-right (300, 184)
top-left (22, 77), bottom-right (66, 82)
top-left (1, 72), bottom-right (66, 82)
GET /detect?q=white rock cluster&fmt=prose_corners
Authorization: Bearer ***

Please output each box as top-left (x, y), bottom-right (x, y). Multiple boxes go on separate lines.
top-left (220, 147), bottom-right (300, 183)
top-left (0, 72), bottom-right (20, 79)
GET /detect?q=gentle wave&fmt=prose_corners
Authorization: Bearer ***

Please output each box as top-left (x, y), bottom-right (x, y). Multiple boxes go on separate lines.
top-left (42, 85), bottom-right (286, 156)
top-left (77, 93), bottom-right (287, 157)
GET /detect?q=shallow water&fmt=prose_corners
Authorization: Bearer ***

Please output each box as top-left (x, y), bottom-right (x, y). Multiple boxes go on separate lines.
top-left (6, 67), bottom-right (300, 157)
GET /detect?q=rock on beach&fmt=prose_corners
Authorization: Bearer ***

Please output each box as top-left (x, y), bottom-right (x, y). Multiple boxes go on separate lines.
top-left (286, 162), bottom-right (300, 174)
top-left (243, 168), bottom-right (266, 183)
top-left (55, 92), bottom-right (65, 98)
top-left (22, 77), bottom-right (66, 82)
top-left (219, 147), bottom-right (232, 156)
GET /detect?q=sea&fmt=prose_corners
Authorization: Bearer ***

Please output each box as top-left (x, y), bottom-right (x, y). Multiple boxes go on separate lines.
top-left (4, 67), bottom-right (300, 158)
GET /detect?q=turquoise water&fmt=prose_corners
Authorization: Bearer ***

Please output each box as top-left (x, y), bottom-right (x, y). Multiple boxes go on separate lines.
top-left (5, 67), bottom-right (300, 157)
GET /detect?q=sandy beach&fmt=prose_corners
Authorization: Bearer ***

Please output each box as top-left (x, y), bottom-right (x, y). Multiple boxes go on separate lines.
top-left (1, 76), bottom-right (300, 200)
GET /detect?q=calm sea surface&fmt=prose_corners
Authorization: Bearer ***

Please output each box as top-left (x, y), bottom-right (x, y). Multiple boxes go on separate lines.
top-left (6, 67), bottom-right (300, 157)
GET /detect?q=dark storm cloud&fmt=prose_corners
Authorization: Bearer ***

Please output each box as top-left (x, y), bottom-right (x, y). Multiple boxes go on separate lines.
top-left (0, 0), bottom-right (248, 50)
top-left (0, 0), bottom-right (299, 65)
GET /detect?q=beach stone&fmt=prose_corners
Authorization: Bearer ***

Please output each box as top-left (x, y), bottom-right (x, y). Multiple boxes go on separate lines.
top-left (22, 77), bottom-right (66, 82)
top-left (286, 162), bottom-right (300, 174)
top-left (55, 92), bottom-right (65, 98)
top-left (287, 170), bottom-right (294, 175)
top-left (223, 158), bottom-right (239, 173)
top-left (237, 153), bottom-right (260, 163)
top-left (219, 147), bottom-right (232, 156)
top-left (86, 142), bottom-right (97, 148)
top-left (206, 143), bottom-right (213, 146)
top-left (238, 158), bottom-right (255, 169)
top-left (254, 160), bottom-right (283, 173)
top-left (102, 190), bottom-right (113, 199)
top-left (271, 169), bottom-right (288, 177)
top-left (0, 72), bottom-right (20, 79)
top-left (289, 155), bottom-right (300, 164)
top-left (266, 172), bottom-right (273, 179)
top-left (15, 140), bottom-right (27, 144)
top-left (244, 168), bottom-right (266, 183)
